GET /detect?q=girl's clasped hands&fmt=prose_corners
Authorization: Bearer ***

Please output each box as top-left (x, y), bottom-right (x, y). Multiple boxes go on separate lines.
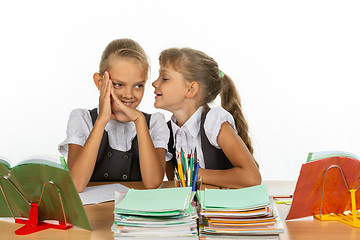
top-left (98, 71), bottom-right (142, 124)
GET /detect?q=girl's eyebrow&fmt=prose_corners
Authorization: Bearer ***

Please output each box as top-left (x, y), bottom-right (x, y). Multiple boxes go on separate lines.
top-left (134, 80), bottom-right (146, 85)
top-left (159, 69), bottom-right (169, 75)
top-left (111, 79), bottom-right (146, 85)
top-left (110, 78), bottom-right (123, 83)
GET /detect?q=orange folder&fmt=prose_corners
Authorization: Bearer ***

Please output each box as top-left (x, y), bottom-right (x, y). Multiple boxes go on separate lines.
top-left (286, 156), bottom-right (360, 220)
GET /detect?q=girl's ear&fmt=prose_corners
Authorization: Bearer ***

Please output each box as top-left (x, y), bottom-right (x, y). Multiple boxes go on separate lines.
top-left (185, 81), bottom-right (200, 98)
top-left (93, 73), bottom-right (102, 90)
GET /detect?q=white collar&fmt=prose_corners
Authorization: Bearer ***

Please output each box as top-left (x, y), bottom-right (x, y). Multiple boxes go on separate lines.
top-left (170, 106), bottom-right (204, 145)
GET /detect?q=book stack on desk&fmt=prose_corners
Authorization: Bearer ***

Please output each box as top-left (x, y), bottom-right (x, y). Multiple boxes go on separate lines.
top-left (112, 187), bottom-right (198, 238)
top-left (197, 185), bottom-right (283, 239)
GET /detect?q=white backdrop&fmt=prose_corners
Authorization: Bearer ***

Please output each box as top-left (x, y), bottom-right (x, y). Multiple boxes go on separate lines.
top-left (0, 0), bottom-right (359, 181)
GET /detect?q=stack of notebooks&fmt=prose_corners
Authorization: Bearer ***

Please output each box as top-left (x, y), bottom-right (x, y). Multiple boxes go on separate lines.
top-left (112, 187), bottom-right (198, 238)
top-left (197, 184), bottom-right (283, 239)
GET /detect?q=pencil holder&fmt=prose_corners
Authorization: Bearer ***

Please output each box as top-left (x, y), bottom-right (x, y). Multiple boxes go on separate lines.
top-left (173, 148), bottom-right (200, 191)
top-left (174, 175), bottom-right (202, 191)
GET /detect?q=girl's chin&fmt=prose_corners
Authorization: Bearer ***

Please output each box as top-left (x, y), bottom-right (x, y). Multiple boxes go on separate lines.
top-left (154, 102), bottom-right (163, 109)
top-left (154, 104), bottom-right (170, 112)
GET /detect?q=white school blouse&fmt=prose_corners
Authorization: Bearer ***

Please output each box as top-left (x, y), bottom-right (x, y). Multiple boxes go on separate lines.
top-left (58, 108), bottom-right (171, 161)
top-left (169, 106), bottom-right (237, 168)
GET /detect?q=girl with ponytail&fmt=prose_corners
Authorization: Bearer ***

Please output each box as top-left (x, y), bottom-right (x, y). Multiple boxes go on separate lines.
top-left (152, 47), bottom-right (261, 188)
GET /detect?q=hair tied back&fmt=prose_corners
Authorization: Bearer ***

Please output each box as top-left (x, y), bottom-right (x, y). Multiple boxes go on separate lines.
top-left (219, 70), bottom-right (225, 78)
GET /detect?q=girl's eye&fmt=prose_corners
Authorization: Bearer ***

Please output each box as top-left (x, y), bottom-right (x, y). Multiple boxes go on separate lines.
top-left (163, 77), bottom-right (169, 81)
top-left (135, 84), bottom-right (144, 89)
top-left (113, 83), bottom-right (123, 88)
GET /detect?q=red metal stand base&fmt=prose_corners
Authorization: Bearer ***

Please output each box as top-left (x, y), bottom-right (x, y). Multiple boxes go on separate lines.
top-left (14, 203), bottom-right (72, 235)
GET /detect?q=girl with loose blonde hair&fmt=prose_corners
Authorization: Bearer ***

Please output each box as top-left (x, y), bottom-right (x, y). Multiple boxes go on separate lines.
top-left (153, 47), bottom-right (260, 188)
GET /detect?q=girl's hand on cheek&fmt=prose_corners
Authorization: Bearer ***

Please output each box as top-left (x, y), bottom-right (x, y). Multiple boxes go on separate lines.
top-left (110, 88), bottom-right (141, 123)
top-left (97, 71), bottom-right (112, 124)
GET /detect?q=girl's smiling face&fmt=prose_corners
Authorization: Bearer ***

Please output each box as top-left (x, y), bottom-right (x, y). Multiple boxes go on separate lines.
top-left (107, 58), bottom-right (146, 110)
top-left (152, 65), bottom-right (189, 112)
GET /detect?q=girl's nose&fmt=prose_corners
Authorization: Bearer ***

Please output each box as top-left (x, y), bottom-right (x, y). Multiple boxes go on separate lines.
top-left (152, 78), bottom-right (159, 88)
top-left (121, 87), bottom-right (133, 99)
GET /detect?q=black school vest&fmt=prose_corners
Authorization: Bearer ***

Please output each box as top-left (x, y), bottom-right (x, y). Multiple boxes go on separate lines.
top-left (167, 108), bottom-right (233, 170)
top-left (89, 108), bottom-right (151, 182)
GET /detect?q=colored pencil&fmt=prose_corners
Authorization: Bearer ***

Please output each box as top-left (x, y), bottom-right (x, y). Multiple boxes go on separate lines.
top-left (180, 148), bottom-right (187, 181)
top-left (174, 168), bottom-right (181, 187)
top-left (192, 162), bottom-right (199, 191)
top-left (189, 152), bottom-right (193, 187)
top-left (177, 154), bottom-right (186, 187)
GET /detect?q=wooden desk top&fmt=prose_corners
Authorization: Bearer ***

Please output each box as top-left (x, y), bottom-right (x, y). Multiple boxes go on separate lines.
top-left (1, 181), bottom-right (360, 240)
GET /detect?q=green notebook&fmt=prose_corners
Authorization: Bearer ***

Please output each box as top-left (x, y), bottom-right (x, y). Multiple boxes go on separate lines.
top-left (115, 187), bottom-right (193, 216)
top-left (198, 184), bottom-right (270, 211)
top-left (0, 155), bottom-right (91, 230)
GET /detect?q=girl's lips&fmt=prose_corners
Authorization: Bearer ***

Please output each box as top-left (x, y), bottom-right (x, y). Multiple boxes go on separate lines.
top-left (154, 92), bottom-right (162, 98)
top-left (122, 101), bottom-right (134, 106)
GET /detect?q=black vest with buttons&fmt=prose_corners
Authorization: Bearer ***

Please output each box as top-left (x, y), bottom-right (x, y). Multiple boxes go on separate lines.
top-left (167, 108), bottom-right (233, 170)
top-left (89, 108), bottom-right (151, 182)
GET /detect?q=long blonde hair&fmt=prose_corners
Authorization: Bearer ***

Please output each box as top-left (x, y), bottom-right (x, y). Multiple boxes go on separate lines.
top-left (99, 38), bottom-right (149, 79)
top-left (159, 48), bottom-right (256, 164)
